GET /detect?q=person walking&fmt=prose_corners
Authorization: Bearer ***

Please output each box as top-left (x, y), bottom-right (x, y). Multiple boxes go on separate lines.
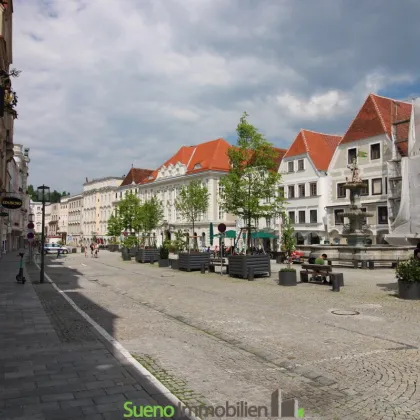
top-left (94, 243), bottom-right (99, 258)
top-left (90, 242), bottom-right (94, 257)
top-left (84, 246), bottom-right (88, 258)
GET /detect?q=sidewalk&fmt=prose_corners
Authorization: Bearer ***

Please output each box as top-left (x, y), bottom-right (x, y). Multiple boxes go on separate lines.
top-left (0, 254), bottom-right (189, 420)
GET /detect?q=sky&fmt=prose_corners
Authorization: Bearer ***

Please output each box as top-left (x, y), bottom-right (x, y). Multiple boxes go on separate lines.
top-left (13, 0), bottom-right (420, 194)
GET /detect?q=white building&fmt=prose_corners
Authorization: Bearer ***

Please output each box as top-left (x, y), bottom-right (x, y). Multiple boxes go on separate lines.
top-left (3, 145), bottom-right (31, 251)
top-left (59, 195), bottom-right (69, 243)
top-left (82, 176), bottom-right (123, 244)
top-left (280, 130), bottom-right (341, 245)
top-left (385, 98), bottom-right (420, 245)
top-left (67, 193), bottom-right (83, 246)
top-left (30, 200), bottom-right (43, 234)
top-left (114, 139), bottom-right (236, 247)
top-left (47, 203), bottom-right (60, 238)
top-left (326, 94), bottom-right (412, 244)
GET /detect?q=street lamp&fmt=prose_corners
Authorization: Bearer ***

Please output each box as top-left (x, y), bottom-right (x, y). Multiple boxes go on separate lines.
top-left (37, 185), bottom-right (50, 283)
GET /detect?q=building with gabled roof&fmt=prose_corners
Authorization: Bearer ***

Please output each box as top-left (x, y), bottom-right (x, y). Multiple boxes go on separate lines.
top-left (279, 129), bottom-right (341, 245)
top-left (113, 138), bottom-right (287, 248)
top-left (326, 93), bottom-right (412, 244)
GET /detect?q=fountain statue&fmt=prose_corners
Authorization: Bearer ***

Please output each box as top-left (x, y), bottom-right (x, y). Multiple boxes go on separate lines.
top-left (342, 159), bottom-right (373, 246)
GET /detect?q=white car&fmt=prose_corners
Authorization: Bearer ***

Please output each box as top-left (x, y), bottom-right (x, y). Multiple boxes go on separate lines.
top-left (44, 243), bottom-right (70, 254)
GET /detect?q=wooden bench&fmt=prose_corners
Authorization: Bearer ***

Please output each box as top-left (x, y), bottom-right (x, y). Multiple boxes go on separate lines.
top-left (325, 258), bottom-right (400, 269)
top-left (301, 264), bottom-right (344, 286)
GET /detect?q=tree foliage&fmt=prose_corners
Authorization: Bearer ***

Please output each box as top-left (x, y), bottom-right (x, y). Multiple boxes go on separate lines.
top-left (107, 213), bottom-right (122, 238)
top-left (26, 185), bottom-right (70, 203)
top-left (117, 192), bottom-right (141, 233)
top-left (175, 180), bottom-right (209, 250)
top-left (219, 112), bottom-right (284, 251)
top-left (280, 214), bottom-right (296, 269)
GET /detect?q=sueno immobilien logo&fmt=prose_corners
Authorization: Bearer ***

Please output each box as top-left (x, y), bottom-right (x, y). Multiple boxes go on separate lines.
top-left (123, 389), bottom-right (306, 418)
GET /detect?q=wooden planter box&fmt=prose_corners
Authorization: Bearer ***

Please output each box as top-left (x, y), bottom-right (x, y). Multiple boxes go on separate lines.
top-left (178, 252), bottom-right (210, 272)
top-left (129, 247), bottom-right (138, 257)
top-left (398, 280), bottom-right (420, 300)
top-left (278, 270), bottom-right (297, 286)
top-left (121, 248), bottom-right (131, 261)
top-left (158, 259), bottom-right (170, 268)
top-left (228, 255), bottom-right (271, 279)
top-left (135, 248), bottom-right (160, 263)
top-left (171, 259), bottom-right (179, 270)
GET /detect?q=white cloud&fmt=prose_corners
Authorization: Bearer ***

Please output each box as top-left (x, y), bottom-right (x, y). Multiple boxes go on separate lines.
top-left (12, 0), bottom-right (420, 193)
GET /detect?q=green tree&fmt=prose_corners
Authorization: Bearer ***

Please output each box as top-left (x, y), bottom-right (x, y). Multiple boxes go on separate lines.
top-left (142, 196), bottom-right (163, 246)
top-left (117, 192), bottom-right (141, 233)
top-left (107, 213), bottom-right (122, 239)
top-left (219, 112), bottom-right (284, 252)
top-left (280, 214), bottom-right (296, 269)
top-left (175, 180), bottom-right (209, 250)
top-left (27, 184), bottom-right (38, 201)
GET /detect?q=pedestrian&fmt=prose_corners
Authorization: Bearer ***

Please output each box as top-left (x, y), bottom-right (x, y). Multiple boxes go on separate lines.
top-left (94, 244), bottom-right (99, 258)
top-left (313, 253), bottom-right (328, 283)
top-left (84, 246), bottom-right (88, 258)
top-left (90, 243), bottom-right (94, 257)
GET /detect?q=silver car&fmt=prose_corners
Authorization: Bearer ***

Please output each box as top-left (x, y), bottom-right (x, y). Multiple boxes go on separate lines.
top-left (44, 243), bottom-right (70, 254)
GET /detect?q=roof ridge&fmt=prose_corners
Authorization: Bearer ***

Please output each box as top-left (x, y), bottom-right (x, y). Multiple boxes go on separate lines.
top-left (370, 92), bottom-right (411, 105)
top-left (302, 129), bottom-right (341, 137)
top-left (300, 129), bottom-right (310, 153)
top-left (370, 94), bottom-right (390, 137)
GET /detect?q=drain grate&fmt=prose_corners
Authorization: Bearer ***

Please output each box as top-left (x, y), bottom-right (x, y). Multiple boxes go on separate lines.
top-left (331, 309), bottom-right (360, 316)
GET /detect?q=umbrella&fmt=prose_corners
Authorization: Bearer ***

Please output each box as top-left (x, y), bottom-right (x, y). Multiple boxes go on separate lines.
top-left (209, 222), bottom-right (214, 246)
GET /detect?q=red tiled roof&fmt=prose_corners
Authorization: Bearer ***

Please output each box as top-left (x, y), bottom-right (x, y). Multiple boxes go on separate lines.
top-left (143, 138), bottom-right (232, 183)
top-left (120, 168), bottom-right (154, 187)
top-left (283, 129), bottom-right (341, 171)
top-left (340, 94), bottom-right (412, 145)
top-left (273, 147), bottom-right (288, 170)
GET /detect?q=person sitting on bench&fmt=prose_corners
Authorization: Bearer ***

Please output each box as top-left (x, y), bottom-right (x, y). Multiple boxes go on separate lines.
top-left (312, 254), bottom-right (328, 283)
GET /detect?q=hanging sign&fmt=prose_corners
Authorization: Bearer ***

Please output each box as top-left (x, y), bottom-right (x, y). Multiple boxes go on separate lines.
top-left (1, 197), bottom-right (23, 210)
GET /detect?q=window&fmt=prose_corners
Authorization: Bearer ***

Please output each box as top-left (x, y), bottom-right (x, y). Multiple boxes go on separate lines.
top-left (310, 182), bottom-right (317, 196)
top-left (372, 178), bottom-right (382, 195)
top-left (298, 184), bottom-right (306, 197)
top-left (288, 211), bottom-right (295, 224)
top-left (371, 143), bottom-right (380, 160)
top-left (348, 148), bottom-right (357, 164)
top-left (288, 185), bottom-right (295, 198)
top-left (288, 161), bottom-right (294, 173)
top-left (378, 206), bottom-right (388, 224)
top-left (265, 217), bottom-right (271, 228)
top-left (334, 209), bottom-right (344, 225)
top-left (337, 183), bottom-right (346, 198)
top-left (310, 209), bottom-right (317, 223)
top-left (298, 211), bottom-right (305, 224)
top-left (298, 159), bottom-right (304, 171)
top-left (360, 180), bottom-right (369, 196)
top-left (278, 187), bottom-right (285, 198)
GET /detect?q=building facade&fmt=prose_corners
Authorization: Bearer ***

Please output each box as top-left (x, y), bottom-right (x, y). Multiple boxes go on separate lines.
top-left (280, 130), bottom-right (341, 245)
top-left (82, 176), bottom-right (123, 244)
top-left (326, 94), bottom-right (412, 244)
top-left (113, 139), bottom-right (237, 248)
top-left (67, 193), bottom-right (83, 246)
top-left (0, 1), bottom-right (16, 254)
top-left (30, 200), bottom-right (43, 234)
top-left (58, 195), bottom-right (69, 243)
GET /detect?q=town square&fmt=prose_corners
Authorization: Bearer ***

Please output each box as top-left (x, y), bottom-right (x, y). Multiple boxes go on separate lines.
top-left (1, 1), bottom-right (420, 419)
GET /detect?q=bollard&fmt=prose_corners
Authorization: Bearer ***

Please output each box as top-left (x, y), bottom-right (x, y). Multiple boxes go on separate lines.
top-left (331, 276), bottom-right (341, 292)
top-left (248, 267), bottom-right (254, 281)
top-left (201, 262), bottom-right (206, 274)
top-left (150, 257), bottom-right (154, 265)
top-left (368, 260), bottom-right (374, 270)
top-left (361, 260), bottom-right (367, 269)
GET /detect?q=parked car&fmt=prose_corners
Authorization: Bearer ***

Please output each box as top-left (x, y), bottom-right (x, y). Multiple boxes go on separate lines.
top-left (44, 243), bottom-right (70, 254)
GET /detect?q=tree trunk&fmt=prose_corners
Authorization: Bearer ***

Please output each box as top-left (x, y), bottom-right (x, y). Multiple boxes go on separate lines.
top-left (192, 220), bottom-right (197, 251)
top-left (246, 214), bottom-right (252, 254)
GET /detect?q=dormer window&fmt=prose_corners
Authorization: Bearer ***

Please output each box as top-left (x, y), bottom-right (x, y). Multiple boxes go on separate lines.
top-left (193, 163), bottom-right (202, 170)
top-left (288, 161), bottom-right (294, 173)
top-left (297, 159), bottom-right (304, 171)
top-left (148, 175), bottom-right (153, 180)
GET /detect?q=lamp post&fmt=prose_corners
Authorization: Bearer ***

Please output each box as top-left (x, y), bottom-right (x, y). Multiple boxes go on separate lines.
top-left (37, 185), bottom-right (50, 283)
top-left (28, 212), bottom-right (34, 263)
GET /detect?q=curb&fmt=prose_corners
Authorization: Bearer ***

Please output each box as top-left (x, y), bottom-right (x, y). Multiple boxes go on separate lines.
top-left (33, 262), bottom-right (201, 420)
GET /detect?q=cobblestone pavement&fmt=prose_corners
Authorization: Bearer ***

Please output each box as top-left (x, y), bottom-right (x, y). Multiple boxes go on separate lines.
top-left (42, 252), bottom-right (420, 420)
top-left (0, 253), bottom-right (192, 420)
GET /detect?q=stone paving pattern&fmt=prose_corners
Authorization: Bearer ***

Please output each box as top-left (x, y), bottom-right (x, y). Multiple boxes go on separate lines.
top-left (39, 251), bottom-right (420, 420)
top-left (0, 253), bottom-right (190, 420)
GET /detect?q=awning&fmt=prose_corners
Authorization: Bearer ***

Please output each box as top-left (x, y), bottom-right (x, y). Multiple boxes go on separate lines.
top-left (214, 230), bottom-right (236, 239)
top-left (251, 231), bottom-right (278, 239)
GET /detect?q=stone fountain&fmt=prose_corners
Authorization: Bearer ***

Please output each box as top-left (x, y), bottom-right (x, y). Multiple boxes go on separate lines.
top-left (342, 159), bottom-right (373, 246)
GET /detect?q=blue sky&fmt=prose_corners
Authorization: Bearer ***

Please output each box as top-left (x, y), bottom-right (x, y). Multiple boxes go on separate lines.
top-left (12, 0), bottom-right (420, 194)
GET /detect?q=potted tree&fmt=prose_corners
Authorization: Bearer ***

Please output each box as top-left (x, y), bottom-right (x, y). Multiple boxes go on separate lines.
top-left (396, 257), bottom-right (420, 300)
top-left (175, 180), bottom-right (210, 271)
top-left (279, 215), bottom-right (297, 286)
top-left (158, 243), bottom-right (170, 267)
top-left (107, 213), bottom-right (122, 252)
top-left (220, 112), bottom-right (284, 279)
top-left (170, 230), bottom-right (187, 270)
top-left (136, 197), bottom-right (163, 263)
top-left (121, 235), bottom-right (137, 261)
